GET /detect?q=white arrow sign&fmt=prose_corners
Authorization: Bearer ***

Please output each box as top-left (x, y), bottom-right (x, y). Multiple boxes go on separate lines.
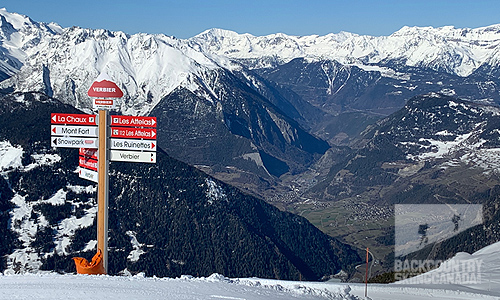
top-left (109, 150), bottom-right (156, 163)
top-left (51, 137), bottom-right (98, 149)
top-left (78, 167), bottom-right (98, 183)
top-left (110, 138), bottom-right (156, 151)
top-left (51, 125), bottom-right (98, 137)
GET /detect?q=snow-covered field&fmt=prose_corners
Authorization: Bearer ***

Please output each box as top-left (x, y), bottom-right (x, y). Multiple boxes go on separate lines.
top-left (2, 240), bottom-right (500, 300)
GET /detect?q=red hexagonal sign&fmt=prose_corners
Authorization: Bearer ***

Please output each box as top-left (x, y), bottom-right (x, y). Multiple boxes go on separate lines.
top-left (87, 72), bottom-right (123, 98)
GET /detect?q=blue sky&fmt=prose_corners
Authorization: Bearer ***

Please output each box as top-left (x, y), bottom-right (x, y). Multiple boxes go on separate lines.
top-left (2, 0), bottom-right (500, 38)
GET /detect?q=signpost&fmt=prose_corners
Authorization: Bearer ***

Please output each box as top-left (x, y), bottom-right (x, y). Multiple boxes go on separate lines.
top-left (88, 72), bottom-right (124, 274)
top-left (51, 125), bottom-right (98, 137)
top-left (111, 115), bottom-right (156, 127)
top-left (110, 127), bottom-right (156, 139)
top-left (110, 150), bottom-right (156, 163)
top-left (51, 113), bottom-right (97, 125)
top-left (110, 139), bottom-right (156, 151)
top-left (78, 167), bottom-right (98, 183)
top-left (97, 109), bottom-right (109, 273)
top-left (51, 72), bottom-right (157, 275)
top-left (51, 137), bottom-right (98, 149)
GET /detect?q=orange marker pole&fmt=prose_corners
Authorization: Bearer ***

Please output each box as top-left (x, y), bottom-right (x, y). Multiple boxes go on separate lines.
top-left (365, 247), bottom-right (369, 298)
top-left (97, 109), bottom-right (109, 274)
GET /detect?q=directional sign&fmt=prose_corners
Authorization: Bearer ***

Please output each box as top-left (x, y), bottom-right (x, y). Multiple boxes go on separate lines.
top-left (52, 137), bottom-right (98, 149)
top-left (51, 125), bottom-right (98, 137)
top-left (110, 150), bottom-right (156, 163)
top-left (87, 72), bottom-right (123, 98)
top-left (110, 139), bottom-right (156, 151)
top-left (110, 115), bottom-right (156, 127)
top-left (110, 127), bottom-right (156, 139)
top-left (79, 148), bottom-right (98, 160)
top-left (79, 156), bottom-right (98, 171)
top-left (79, 167), bottom-right (98, 183)
top-left (93, 99), bottom-right (117, 110)
top-left (51, 113), bottom-right (97, 125)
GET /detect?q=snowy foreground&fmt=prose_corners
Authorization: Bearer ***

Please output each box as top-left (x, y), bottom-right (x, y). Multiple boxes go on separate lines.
top-left (1, 242), bottom-right (500, 300)
top-left (0, 271), bottom-right (498, 300)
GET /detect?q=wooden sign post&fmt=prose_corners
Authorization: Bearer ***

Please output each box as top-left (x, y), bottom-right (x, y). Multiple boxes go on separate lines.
top-left (97, 109), bottom-right (109, 272)
top-left (88, 72), bottom-right (123, 273)
top-left (53, 72), bottom-right (157, 274)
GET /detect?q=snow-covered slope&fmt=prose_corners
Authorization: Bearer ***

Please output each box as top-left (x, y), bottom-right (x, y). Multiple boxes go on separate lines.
top-left (0, 273), bottom-right (356, 300)
top-left (240, 239), bottom-right (500, 299)
top-left (0, 8), bottom-right (61, 79)
top-left (2, 240), bottom-right (500, 300)
top-left (395, 240), bottom-right (500, 291)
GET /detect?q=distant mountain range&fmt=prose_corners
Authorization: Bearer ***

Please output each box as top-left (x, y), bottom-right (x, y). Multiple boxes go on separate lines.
top-left (3, 8), bottom-right (500, 276)
top-left (2, 8), bottom-right (500, 199)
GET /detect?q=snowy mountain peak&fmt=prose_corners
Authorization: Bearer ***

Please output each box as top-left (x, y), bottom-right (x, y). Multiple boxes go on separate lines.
top-left (391, 23), bottom-right (500, 41)
top-left (0, 8), bottom-right (62, 41)
top-left (94, 71), bottom-right (114, 83)
top-left (0, 8), bottom-right (63, 79)
top-left (0, 19), bottom-right (232, 115)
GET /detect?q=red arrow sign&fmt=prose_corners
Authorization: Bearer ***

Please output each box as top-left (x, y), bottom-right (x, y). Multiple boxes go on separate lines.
top-left (79, 148), bottom-right (98, 160)
top-left (51, 113), bottom-right (97, 125)
top-left (110, 115), bottom-right (157, 127)
top-left (110, 127), bottom-right (156, 139)
top-left (87, 72), bottom-right (123, 98)
top-left (79, 156), bottom-right (98, 171)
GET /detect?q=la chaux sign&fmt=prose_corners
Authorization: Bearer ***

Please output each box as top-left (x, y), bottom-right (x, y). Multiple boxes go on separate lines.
top-left (51, 113), bottom-right (97, 125)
